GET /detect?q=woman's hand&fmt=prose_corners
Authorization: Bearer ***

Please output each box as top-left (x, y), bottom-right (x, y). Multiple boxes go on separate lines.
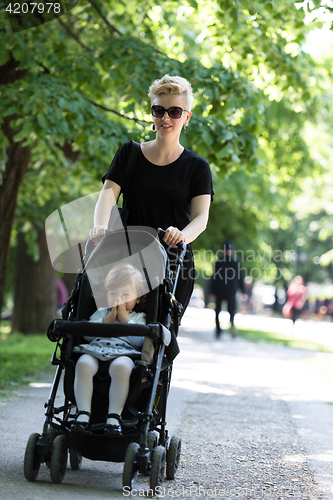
top-left (158, 227), bottom-right (185, 247)
top-left (89, 224), bottom-right (108, 244)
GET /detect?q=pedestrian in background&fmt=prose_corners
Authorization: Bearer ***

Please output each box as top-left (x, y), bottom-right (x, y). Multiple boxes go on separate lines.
top-left (283, 275), bottom-right (308, 325)
top-left (210, 241), bottom-right (245, 338)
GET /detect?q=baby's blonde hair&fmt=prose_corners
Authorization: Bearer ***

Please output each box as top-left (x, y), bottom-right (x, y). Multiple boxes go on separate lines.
top-left (104, 264), bottom-right (146, 299)
top-left (148, 74), bottom-right (194, 110)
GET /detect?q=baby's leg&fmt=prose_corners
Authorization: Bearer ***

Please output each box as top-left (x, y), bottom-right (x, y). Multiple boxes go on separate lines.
top-left (107, 356), bottom-right (135, 425)
top-left (74, 354), bottom-right (99, 422)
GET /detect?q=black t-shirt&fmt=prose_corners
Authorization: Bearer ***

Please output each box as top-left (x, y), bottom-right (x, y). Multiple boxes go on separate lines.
top-left (211, 257), bottom-right (245, 295)
top-left (102, 141), bottom-right (214, 231)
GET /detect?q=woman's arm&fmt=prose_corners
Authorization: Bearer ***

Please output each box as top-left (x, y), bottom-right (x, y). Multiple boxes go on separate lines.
top-left (160, 194), bottom-right (211, 246)
top-left (89, 180), bottom-right (121, 242)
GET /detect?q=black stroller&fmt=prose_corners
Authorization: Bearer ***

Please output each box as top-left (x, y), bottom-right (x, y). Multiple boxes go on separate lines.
top-left (23, 228), bottom-right (186, 493)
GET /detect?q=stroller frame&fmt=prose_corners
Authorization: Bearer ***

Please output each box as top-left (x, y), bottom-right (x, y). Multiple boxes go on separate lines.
top-left (23, 229), bottom-right (186, 493)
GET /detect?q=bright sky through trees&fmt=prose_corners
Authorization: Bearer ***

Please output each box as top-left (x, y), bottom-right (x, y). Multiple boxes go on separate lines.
top-left (301, 1), bottom-right (333, 55)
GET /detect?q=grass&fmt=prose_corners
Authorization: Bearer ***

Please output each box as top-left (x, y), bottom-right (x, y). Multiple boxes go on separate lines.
top-left (186, 307), bottom-right (333, 353)
top-left (0, 321), bottom-right (55, 399)
top-left (236, 327), bottom-right (333, 353)
top-left (1, 313), bottom-right (333, 401)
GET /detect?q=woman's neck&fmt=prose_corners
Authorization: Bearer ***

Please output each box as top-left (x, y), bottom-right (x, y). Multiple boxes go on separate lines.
top-left (142, 137), bottom-right (184, 166)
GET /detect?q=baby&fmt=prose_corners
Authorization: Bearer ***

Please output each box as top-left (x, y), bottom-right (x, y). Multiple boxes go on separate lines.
top-left (72, 263), bottom-right (148, 436)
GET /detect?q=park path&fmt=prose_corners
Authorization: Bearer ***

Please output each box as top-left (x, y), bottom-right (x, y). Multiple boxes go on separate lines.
top-left (0, 308), bottom-right (333, 499)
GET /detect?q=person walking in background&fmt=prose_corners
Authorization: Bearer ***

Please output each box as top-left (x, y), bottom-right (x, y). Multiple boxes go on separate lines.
top-left (56, 277), bottom-right (69, 317)
top-left (210, 241), bottom-right (245, 338)
top-left (282, 275), bottom-right (308, 325)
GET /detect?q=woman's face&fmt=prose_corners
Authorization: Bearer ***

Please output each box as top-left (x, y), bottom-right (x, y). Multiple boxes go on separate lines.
top-left (151, 94), bottom-right (191, 138)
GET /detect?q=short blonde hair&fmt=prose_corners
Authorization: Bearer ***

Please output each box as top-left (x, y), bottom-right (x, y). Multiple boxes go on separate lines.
top-left (105, 264), bottom-right (146, 299)
top-left (148, 74), bottom-right (194, 110)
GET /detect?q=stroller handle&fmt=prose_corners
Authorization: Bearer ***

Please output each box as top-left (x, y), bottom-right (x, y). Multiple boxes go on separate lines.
top-left (158, 229), bottom-right (187, 261)
top-left (48, 319), bottom-right (166, 344)
top-left (89, 228), bottom-right (187, 260)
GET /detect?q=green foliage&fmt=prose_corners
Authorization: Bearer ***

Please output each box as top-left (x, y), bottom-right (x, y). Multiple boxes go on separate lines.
top-left (1, 0), bottom-right (332, 295)
top-left (0, 332), bottom-right (53, 395)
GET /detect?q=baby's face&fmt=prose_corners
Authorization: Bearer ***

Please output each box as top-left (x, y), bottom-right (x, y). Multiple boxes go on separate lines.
top-left (107, 283), bottom-right (138, 312)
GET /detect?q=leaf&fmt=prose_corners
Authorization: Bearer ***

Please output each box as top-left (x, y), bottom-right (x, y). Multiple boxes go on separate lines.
top-left (37, 114), bottom-right (48, 129)
top-left (13, 122), bottom-right (33, 142)
top-left (220, 130), bottom-right (234, 141)
top-left (216, 144), bottom-right (234, 159)
top-left (2, 106), bottom-right (18, 117)
top-left (0, 48), bottom-right (10, 66)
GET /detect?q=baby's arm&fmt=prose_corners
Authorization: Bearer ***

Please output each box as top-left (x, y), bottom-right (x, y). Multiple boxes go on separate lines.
top-left (102, 307), bottom-right (117, 323)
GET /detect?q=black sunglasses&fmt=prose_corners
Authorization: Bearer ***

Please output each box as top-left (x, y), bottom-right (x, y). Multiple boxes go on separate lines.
top-left (151, 105), bottom-right (190, 119)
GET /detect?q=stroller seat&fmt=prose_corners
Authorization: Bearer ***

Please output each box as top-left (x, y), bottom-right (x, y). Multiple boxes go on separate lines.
top-left (63, 279), bottom-right (161, 438)
top-left (24, 228), bottom-right (185, 491)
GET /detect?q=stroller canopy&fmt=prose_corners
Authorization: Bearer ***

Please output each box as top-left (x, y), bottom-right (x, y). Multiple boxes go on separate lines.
top-left (83, 228), bottom-right (168, 310)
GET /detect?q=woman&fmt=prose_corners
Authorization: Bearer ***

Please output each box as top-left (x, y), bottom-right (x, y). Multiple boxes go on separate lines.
top-left (89, 74), bottom-right (214, 313)
top-left (284, 275), bottom-right (308, 325)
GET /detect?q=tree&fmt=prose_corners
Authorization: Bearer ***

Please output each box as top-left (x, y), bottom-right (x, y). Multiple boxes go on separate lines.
top-left (11, 227), bottom-right (57, 333)
top-left (0, 0), bottom-right (329, 328)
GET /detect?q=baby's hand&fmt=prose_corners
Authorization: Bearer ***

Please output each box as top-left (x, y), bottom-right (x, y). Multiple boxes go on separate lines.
top-left (117, 302), bottom-right (130, 323)
top-left (102, 307), bottom-right (117, 323)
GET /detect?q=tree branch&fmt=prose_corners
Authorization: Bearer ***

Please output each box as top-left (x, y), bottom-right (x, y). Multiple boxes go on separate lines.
top-left (57, 17), bottom-right (93, 52)
top-left (56, 141), bottom-right (80, 162)
top-left (87, 0), bottom-right (122, 36)
top-left (0, 54), bottom-right (28, 84)
top-left (34, 60), bottom-right (51, 74)
top-left (87, 99), bottom-right (151, 126)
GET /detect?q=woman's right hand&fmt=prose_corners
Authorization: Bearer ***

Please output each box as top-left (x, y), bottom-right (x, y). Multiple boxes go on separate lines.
top-left (89, 224), bottom-right (108, 244)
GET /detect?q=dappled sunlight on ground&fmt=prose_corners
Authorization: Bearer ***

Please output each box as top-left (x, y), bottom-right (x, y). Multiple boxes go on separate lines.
top-left (174, 308), bottom-right (333, 405)
top-left (307, 452), bottom-right (333, 463)
top-left (182, 306), bottom-right (333, 348)
top-left (29, 382), bottom-right (52, 388)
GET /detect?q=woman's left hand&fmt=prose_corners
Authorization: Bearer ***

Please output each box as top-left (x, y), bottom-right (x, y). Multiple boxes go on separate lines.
top-left (158, 227), bottom-right (185, 247)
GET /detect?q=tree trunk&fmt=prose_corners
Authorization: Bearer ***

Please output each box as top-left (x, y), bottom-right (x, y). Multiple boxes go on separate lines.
top-left (0, 116), bottom-right (31, 314)
top-left (11, 227), bottom-right (57, 333)
top-left (0, 55), bottom-right (30, 314)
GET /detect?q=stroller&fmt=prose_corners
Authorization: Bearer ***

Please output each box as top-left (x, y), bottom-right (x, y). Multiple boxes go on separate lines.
top-left (23, 228), bottom-right (186, 493)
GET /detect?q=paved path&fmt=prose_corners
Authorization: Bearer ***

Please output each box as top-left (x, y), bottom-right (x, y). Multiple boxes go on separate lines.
top-left (198, 306), bottom-right (333, 349)
top-left (176, 311), bottom-right (333, 499)
top-left (0, 309), bottom-right (333, 499)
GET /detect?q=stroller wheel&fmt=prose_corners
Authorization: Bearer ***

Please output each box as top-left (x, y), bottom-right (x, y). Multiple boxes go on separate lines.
top-left (45, 426), bottom-right (57, 468)
top-left (69, 447), bottom-right (82, 470)
top-left (144, 431), bottom-right (158, 476)
top-left (24, 433), bottom-right (41, 481)
top-left (50, 435), bottom-right (68, 484)
top-left (150, 445), bottom-right (166, 493)
top-left (123, 442), bottom-right (140, 491)
top-left (147, 431), bottom-right (158, 454)
top-left (166, 435), bottom-right (181, 479)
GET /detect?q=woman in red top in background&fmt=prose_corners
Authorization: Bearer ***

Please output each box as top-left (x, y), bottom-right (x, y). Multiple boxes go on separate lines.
top-left (283, 275), bottom-right (308, 324)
